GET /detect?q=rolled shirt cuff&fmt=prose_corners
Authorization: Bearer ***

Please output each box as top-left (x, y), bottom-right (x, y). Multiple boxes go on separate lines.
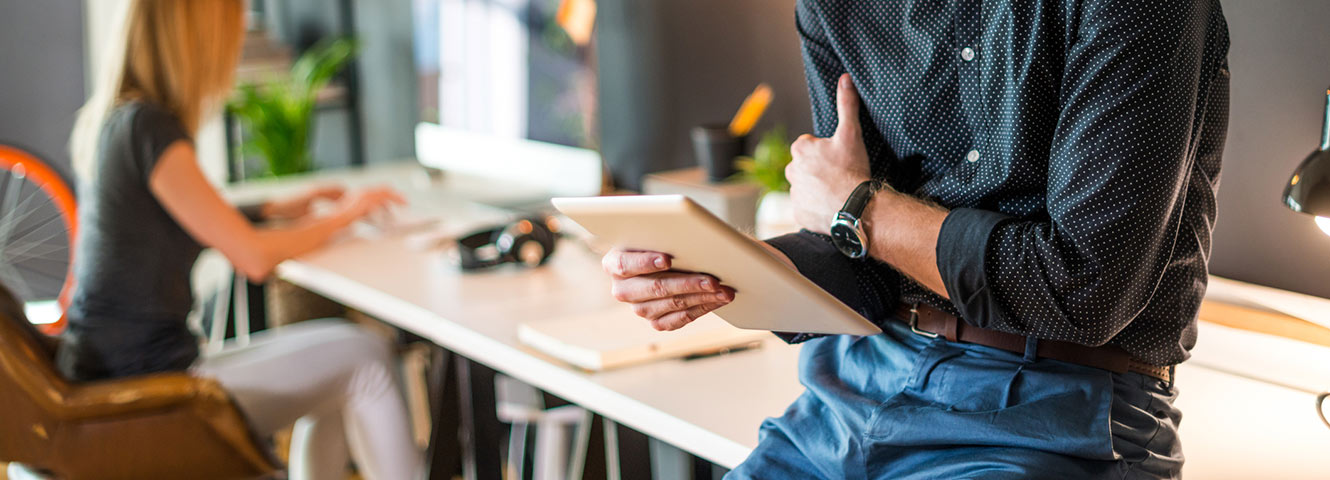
top-left (765, 230), bottom-right (863, 344)
top-left (936, 207), bottom-right (1011, 328)
top-left (766, 231), bottom-right (861, 307)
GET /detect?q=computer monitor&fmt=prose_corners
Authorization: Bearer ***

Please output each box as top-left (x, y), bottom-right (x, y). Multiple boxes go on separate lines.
top-left (410, 0), bottom-right (601, 197)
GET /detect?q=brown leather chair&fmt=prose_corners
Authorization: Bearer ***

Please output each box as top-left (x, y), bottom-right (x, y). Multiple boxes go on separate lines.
top-left (0, 284), bottom-right (282, 479)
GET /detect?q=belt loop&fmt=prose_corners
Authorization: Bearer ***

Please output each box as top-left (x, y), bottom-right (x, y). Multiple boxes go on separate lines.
top-left (1166, 365), bottom-right (1176, 389)
top-left (1022, 336), bottom-right (1039, 363)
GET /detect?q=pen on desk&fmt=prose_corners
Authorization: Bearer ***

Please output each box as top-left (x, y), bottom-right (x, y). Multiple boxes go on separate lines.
top-left (683, 340), bottom-right (764, 361)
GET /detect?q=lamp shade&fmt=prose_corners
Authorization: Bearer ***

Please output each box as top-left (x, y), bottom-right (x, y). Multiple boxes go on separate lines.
top-left (1282, 88), bottom-right (1330, 216)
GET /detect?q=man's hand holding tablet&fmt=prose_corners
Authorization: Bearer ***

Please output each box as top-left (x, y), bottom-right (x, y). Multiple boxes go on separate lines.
top-left (601, 243), bottom-right (794, 331)
top-left (555, 194), bottom-right (879, 336)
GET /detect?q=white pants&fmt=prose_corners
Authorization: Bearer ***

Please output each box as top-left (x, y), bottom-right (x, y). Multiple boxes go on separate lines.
top-left (195, 319), bottom-right (423, 480)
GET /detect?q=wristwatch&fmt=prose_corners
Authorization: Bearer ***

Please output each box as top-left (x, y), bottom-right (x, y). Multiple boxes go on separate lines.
top-left (829, 180), bottom-right (877, 259)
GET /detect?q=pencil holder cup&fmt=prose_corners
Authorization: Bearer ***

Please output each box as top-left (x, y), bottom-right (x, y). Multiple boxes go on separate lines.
top-left (692, 125), bottom-right (747, 183)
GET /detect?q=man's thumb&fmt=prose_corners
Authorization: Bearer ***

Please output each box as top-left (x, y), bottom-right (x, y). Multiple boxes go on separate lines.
top-left (835, 73), bottom-right (861, 139)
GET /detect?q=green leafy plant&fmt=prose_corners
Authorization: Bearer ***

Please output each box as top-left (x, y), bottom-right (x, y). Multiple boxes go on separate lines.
top-left (228, 37), bottom-right (359, 177)
top-left (736, 126), bottom-right (793, 193)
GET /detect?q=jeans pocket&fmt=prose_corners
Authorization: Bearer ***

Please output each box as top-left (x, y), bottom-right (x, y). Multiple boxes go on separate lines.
top-left (1109, 374), bottom-right (1183, 477)
top-left (863, 350), bottom-right (1117, 462)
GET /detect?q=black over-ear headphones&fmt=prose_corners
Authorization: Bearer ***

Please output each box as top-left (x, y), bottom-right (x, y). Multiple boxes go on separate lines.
top-left (456, 216), bottom-right (560, 271)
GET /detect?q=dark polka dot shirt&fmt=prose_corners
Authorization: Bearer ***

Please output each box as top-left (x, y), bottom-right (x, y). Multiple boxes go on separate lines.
top-left (767, 0), bottom-right (1230, 366)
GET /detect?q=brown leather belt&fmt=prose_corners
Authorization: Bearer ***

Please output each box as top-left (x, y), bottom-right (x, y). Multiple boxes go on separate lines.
top-left (894, 303), bottom-right (1174, 383)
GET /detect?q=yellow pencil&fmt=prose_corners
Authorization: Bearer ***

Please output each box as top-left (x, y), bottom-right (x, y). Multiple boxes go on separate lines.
top-left (728, 83), bottom-right (773, 137)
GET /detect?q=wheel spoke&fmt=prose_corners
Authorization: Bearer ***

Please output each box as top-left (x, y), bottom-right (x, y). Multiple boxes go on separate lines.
top-left (0, 174), bottom-right (29, 244)
top-left (1, 229), bottom-right (67, 258)
top-left (0, 203), bottom-right (52, 259)
top-left (3, 243), bottom-right (68, 299)
top-left (13, 263), bottom-right (64, 285)
top-left (14, 263), bottom-right (64, 284)
top-left (3, 210), bottom-right (62, 242)
top-left (9, 243), bottom-right (66, 263)
top-left (1, 242), bottom-right (69, 264)
top-left (0, 189), bottom-right (49, 243)
top-left (0, 164), bottom-right (75, 303)
top-left (0, 169), bottom-right (22, 213)
top-left (3, 218), bottom-right (67, 246)
top-left (2, 224), bottom-right (66, 253)
top-left (0, 261), bottom-right (35, 300)
top-left (1, 254), bottom-right (68, 270)
top-left (2, 238), bottom-right (68, 255)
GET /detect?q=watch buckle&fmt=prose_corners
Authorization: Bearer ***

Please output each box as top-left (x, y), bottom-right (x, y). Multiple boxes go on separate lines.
top-left (832, 211), bottom-right (858, 227)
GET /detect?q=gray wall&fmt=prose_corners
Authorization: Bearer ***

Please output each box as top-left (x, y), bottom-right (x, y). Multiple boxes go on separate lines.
top-left (598, 0), bottom-right (812, 190)
top-left (264, 0), bottom-right (418, 168)
top-left (1209, 0), bottom-right (1330, 298)
top-left (0, 0), bottom-right (85, 183)
top-left (351, 0), bottom-right (418, 164)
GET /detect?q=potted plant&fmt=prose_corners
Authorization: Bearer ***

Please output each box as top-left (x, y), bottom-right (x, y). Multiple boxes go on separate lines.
top-left (228, 37), bottom-right (359, 178)
top-left (736, 126), bottom-right (799, 238)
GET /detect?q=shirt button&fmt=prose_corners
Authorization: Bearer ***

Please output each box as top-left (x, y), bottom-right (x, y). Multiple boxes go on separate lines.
top-left (960, 47), bottom-right (975, 61)
top-left (966, 150), bottom-right (980, 162)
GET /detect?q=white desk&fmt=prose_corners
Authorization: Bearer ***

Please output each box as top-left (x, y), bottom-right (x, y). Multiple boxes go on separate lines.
top-left (262, 164), bottom-right (1330, 477)
top-left (279, 235), bottom-right (801, 469)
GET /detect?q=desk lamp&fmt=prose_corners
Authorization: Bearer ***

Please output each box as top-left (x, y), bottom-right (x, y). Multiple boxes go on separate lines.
top-left (1280, 87), bottom-right (1330, 431)
top-left (1282, 87), bottom-right (1330, 235)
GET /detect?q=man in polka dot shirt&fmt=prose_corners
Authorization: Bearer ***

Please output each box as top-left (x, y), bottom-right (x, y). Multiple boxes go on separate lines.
top-left (603, 0), bottom-right (1229, 477)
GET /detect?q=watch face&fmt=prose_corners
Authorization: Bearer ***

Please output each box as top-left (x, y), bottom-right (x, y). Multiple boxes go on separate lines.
top-left (830, 222), bottom-right (864, 258)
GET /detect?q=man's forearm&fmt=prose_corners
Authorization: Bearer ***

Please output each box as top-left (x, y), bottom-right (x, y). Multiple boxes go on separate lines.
top-left (864, 188), bottom-right (950, 298)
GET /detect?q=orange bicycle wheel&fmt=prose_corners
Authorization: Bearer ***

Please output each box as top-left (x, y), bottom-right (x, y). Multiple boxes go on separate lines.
top-left (0, 145), bottom-right (78, 335)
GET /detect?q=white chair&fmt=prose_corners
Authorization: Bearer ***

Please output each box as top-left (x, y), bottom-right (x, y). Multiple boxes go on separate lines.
top-left (495, 374), bottom-right (594, 480)
top-left (189, 251), bottom-right (251, 354)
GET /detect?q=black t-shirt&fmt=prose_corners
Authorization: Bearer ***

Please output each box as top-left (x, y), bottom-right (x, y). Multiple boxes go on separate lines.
top-left (57, 100), bottom-right (204, 381)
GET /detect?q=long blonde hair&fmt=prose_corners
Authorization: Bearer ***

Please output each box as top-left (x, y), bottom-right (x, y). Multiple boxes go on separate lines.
top-left (71, 0), bottom-right (246, 178)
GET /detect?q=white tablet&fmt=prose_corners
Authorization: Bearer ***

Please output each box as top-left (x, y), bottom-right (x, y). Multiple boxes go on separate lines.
top-left (552, 195), bottom-right (881, 336)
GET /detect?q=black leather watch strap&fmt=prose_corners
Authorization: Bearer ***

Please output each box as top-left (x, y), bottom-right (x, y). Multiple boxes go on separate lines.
top-left (840, 180), bottom-right (877, 219)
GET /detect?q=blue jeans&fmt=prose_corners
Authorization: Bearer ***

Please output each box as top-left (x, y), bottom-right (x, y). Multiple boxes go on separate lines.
top-left (727, 320), bottom-right (1183, 479)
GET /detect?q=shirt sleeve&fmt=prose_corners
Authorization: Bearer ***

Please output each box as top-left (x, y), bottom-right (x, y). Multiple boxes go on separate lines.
top-left (795, 0), bottom-right (840, 139)
top-left (766, 231), bottom-right (897, 343)
top-left (130, 103), bottom-right (192, 185)
top-left (795, 0), bottom-right (890, 165)
top-left (936, 1), bottom-right (1229, 346)
top-left (763, 0), bottom-right (902, 344)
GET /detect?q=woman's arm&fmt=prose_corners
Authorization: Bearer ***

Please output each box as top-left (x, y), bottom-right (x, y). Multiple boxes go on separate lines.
top-left (148, 140), bottom-right (404, 282)
top-left (253, 185), bottom-right (346, 222)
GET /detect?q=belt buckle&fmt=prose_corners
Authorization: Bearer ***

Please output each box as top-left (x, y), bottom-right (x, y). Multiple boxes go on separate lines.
top-left (907, 303), bottom-right (938, 339)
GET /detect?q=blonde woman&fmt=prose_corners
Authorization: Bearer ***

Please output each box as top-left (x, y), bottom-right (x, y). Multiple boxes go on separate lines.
top-left (63, 1), bottom-right (423, 478)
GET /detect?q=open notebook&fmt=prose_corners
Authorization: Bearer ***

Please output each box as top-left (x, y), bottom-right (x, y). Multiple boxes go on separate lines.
top-left (517, 307), bottom-right (771, 371)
